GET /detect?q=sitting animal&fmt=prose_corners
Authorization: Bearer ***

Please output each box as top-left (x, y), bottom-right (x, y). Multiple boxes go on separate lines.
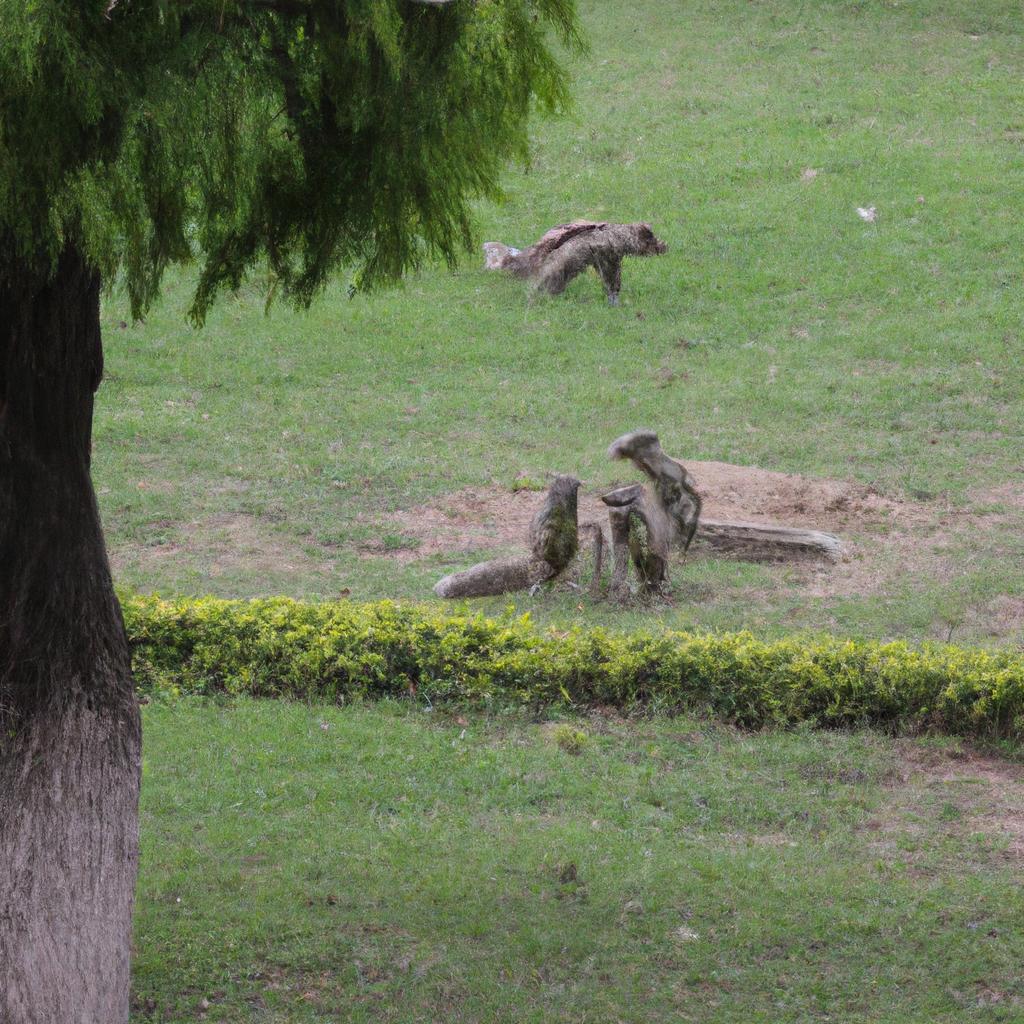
top-left (483, 220), bottom-right (667, 305)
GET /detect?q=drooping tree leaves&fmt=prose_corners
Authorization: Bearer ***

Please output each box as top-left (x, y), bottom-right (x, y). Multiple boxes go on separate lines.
top-left (0, 0), bottom-right (582, 319)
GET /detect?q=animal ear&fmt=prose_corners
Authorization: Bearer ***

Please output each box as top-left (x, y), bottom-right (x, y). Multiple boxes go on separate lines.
top-left (639, 224), bottom-right (654, 239)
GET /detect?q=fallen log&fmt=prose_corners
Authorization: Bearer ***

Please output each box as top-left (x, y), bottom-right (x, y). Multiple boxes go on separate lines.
top-left (434, 556), bottom-right (555, 599)
top-left (693, 519), bottom-right (843, 562)
top-left (434, 475), bottom-right (582, 599)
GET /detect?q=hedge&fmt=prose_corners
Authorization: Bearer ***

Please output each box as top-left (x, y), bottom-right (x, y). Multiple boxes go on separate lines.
top-left (121, 594), bottom-right (1024, 740)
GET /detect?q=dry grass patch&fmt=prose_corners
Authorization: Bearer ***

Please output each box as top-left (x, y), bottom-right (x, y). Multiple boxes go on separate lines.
top-left (867, 741), bottom-right (1024, 864)
top-left (110, 513), bottom-right (332, 581)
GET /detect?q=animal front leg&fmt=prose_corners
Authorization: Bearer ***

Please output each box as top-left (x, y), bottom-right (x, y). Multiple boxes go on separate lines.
top-left (597, 256), bottom-right (622, 305)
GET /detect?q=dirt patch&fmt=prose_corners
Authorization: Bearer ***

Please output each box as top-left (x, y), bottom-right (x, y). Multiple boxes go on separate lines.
top-left (109, 512), bottom-right (330, 580)
top-left (373, 460), bottom-right (1003, 603)
top-left (377, 461), bottom-right (918, 561)
top-left (977, 482), bottom-right (1024, 511)
top-left (973, 595), bottom-right (1024, 635)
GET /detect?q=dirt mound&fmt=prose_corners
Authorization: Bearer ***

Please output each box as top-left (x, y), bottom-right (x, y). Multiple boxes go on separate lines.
top-left (368, 459), bottom-right (1017, 610)
top-left (685, 460), bottom-right (914, 526)
top-left (376, 460), bottom-right (927, 565)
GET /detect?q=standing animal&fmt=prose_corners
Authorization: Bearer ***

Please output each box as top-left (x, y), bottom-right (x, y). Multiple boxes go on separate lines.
top-left (483, 221), bottom-right (667, 305)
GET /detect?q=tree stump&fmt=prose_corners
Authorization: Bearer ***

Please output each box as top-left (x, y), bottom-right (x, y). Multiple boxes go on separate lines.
top-left (601, 484), bottom-right (671, 598)
top-left (607, 430), bottom-right (702, 553)
top-left (435, 475), bottom-right (583, 598)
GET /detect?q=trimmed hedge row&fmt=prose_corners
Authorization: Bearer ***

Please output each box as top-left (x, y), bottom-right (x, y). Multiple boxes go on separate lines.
top-left (122, 594), bottom-right (1024, 739)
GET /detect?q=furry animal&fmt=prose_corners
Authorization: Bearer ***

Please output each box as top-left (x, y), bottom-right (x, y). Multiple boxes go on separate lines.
top-left (483, 221), bottom-right (667, 305)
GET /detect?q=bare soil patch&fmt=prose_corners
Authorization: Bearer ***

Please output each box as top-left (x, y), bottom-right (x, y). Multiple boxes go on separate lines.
top-left (374, 460), bottom-right (1006, 603)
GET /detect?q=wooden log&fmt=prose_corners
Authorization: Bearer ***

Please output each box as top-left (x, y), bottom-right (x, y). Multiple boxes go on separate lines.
top-left (601, 485), bottom-right (671, 598)
top-left (579, 522), bottom-right (605, 599)
top-left (434, 475), bottom-right (582, 598)
top-left (693, 519), bottom-right (843, 562)
top-left (606, 508), bottom-right (634, 602)
top-left (434, 557), bottom-right (554, 599)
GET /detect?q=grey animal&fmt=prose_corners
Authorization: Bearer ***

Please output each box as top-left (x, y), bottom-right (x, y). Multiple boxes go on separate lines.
top-left (484, 221), bottom-right (667, 305)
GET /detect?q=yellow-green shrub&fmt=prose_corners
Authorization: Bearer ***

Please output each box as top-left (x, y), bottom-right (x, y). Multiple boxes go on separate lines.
top-left (121, 594), bottom-right (1024, 739)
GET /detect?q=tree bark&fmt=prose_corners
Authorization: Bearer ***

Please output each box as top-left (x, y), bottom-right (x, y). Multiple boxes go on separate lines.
top-left (607, 430), bottom-right (702, 553)
top-left (602, 487), bottom-right (671, 599)
top-left (434, 475), bottom-right (581, 599)
top-left (694, 519), bottom-right (844, 562)
top-left (434, 555), bottom-right (555, 598)
top-left (0, 246), bottom-right (140, 1023)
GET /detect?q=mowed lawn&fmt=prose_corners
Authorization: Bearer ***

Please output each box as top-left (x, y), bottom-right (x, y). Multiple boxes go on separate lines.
top-left (132, 699), bottom-right (1024, 1022)
top-left (111, 6), bottom-right (1024, 1019)
top-left (96, 0), bottom-right (1024, 643)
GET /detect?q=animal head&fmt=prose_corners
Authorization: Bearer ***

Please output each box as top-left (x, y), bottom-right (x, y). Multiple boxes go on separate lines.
top-left (635, 223), bottom-right (668, 256)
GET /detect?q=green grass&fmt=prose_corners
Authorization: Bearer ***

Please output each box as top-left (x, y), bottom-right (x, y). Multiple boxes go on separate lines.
top-left (133, 698), bottom-right (1024, 1022)
top-left (108, 7), bottom-right (1024, 1013)
top-left (96, 0), bottom-right (1024, 643)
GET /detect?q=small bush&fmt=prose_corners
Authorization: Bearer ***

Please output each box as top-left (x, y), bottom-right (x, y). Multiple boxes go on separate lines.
top-left (121, 594), bottom-right (1024, 740)
top-left (553, 724), bottom-right (589, 755)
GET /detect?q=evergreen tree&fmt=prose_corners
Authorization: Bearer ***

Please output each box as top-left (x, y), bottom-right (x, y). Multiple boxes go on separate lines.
top-left (0, 2), bottom-right (579, 1018)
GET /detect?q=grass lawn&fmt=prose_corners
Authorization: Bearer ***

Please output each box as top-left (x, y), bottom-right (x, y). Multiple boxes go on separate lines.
top-left (94, 0), bottom-right (1024, 646)
top-left (132, 698), bottom-right (1024, 1022)
top-left (104, 5), bottom-right (1024, 1017)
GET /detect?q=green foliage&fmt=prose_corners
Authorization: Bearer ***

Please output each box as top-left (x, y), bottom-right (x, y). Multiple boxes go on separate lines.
top-left (122, 593), bottom-right (1024, 739)
top-left (551, 722), bottom-right (589, 754)
top-left (0, 0), bottom-right (581, 316)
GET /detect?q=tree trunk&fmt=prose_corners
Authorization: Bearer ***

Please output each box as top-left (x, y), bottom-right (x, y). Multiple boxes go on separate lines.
top-left (0, 246), bottom-right (140, 1023)
top-left (602, 485), bottom-right (672, 599)
top-left (694, 519), bottom-right (844, 562)
top-left (434, 555), bottom-right (555, 598)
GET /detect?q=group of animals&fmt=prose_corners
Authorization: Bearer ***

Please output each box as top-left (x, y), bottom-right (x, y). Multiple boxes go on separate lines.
top-left (483, 220), bottom-right (667, 305)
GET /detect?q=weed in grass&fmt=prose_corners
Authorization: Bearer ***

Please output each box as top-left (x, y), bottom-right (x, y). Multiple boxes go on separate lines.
top-left (552, 724), bottom-right (589, 756)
